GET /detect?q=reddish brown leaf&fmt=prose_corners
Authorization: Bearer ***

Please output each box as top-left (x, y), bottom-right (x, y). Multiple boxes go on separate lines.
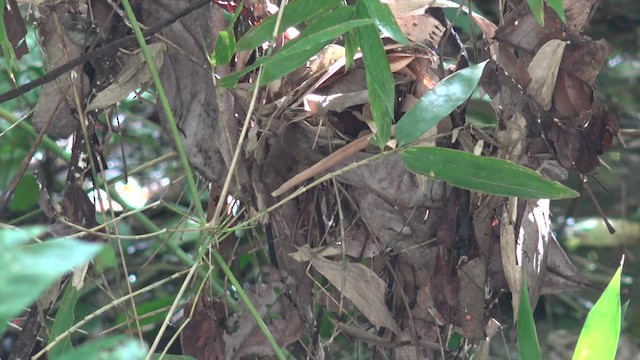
top-left (180, 296), bottom-right (227, 360)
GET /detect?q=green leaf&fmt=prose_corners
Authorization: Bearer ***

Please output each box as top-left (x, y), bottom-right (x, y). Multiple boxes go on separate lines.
top-left (9, 174), bottom-right (39, 213)
top-left (344, 29), bottom-right (359, 70)
top-left (396, 61), bottom-right (488, 146)
top-left (355, 0), bottom-right (395, 148)
top-left (0, 0), bottom-right (18, 74)
top-left (212, 29), bottom-right (235, 66)
top-left (363, 0), bottom-right (409, 45)
top-left (401, 147), bottom-right (580, 199)
top-left (149, 355), bottom-right (196, 360)
top-left (49, 286), bottom-right (82, 359)
top-left (221, 9), bottom-right (367, 87)
top-left (235, 0), bottom-right (342, 51)
top-left (527, 0), bottom-right (545, 26)
top-left (55, 336), bottom-right (146, 360)
top-left (546, 0), bottom-right (566, 23)
top-left (572, 259), bottom-right (624, 360)
top-left (0, 228), bottom-right (103, 335)
top-left (260, 19), bottom-right (370, 84)
top-left (518, 274), bottom-right (542, 360)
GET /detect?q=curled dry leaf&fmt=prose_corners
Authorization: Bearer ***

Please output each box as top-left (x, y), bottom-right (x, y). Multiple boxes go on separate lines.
top-left (87, 42), bottom-right (167, 111)
top-left (290, 245), bottom-right (401, 334)
top-left (32, 4), bottom-right (89, 138)
top-left (180, 296), bottom-right (226, 360)
top-left (527, 39), bottom-right (566, 110)
top-left (564, 0), bottom-right (599, 34)
top-left (396, 15), bottom-right (445, 46)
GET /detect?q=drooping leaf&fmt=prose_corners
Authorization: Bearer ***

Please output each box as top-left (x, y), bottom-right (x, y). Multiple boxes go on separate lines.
top-left (220, 8), bottom-right (363, 87)
top-left (290, 245), bottom-right (400, 334)
top-left (235, 0), bottom-right (342, 51)
top-left (356, 0), bottom-right (395, 147)
top-left (572, 259), bottom-right (624, 360)
top-left (363, 0), bottom-right (409, 45)
top-left (401, 147), bottom-right (579, 199)
top-left (546, 0), bottom-right (566, 23)
top-left (0, 227), bottom-right (103, 335)
top-left (55, 336), bottom-right (146, 360)
top-left (396, 61), bottom-right (488, 146)
top-left (517, 274), bottom-right (542, 360)
top-left (527, 0), bottom-right (545, 25)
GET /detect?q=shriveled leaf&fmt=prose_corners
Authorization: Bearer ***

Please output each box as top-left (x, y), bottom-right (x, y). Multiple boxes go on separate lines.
top-left (527, 0), bottom-right (545, 25)
top-left (572, 258), bottom-right (624, 360)
top-left (401, 147), bottom-right (579, 199)
top-left (547, 0), bottom-right (566, 23)
top-left (396, 61), bottom-right (488, 146)
top-left (356, 1), bottom-right (395, 147)
top-left (180, 297), bottom-right (226, 360)
top-left (0, 228), bottom-right (103, 335)
top-left (527, 39), bottom-right (566, 110)
top-left (363, 0), bottom-right (409, 45)
top-left (290, 245), bottom-right (401, 334)
top-left (87, 42), bottom-right (166, 111)
top-left (235, 0), bottom-right (342, 51)
top-left (56, 336), bottom-right (146, 360)
top-left (518, 274), bottom-right (542, 360)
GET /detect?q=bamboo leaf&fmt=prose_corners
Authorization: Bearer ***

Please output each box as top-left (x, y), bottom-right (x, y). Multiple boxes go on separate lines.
top-left (518, 274), bottom-right (542, 360)
top-left (573, 258), bottom-right (624, 360)
top-left (396, 61), bottom-right (488, 146)
top-left (363, 0), bottom-right (409, 45)
top-left (356, 0), bottom-right (395, 147)
top-left (401, 147), bottom-right (579, 199)
top-left (236, 0), bottom-right (342, 51)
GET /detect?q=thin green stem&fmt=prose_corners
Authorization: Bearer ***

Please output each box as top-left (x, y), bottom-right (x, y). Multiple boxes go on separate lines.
top-left (0, 108), bottom-right (70, 162)
top-left (120, 0), bottom-right (204, 220)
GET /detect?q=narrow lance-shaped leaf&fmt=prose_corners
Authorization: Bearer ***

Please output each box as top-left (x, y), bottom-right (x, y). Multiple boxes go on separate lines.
top-left (572, 258), bottom-right (624, 360)
top-left (235, 0), bottom-right (342, 51)
top-left (396, 61), bottom-right (488, 147)
top-left (527, 0), bottom-right (545, 25)
top-left (220, 7), bottom-right (360, 87)
top-left (518, 274), bottom-right (542, 360)
top-left (401, 147), bottom-right (579, 199)
top-left (344, 30), bottom-right (359, 71)
top-left (49, 286), bottom-right (82, 358)
top-left (363, 0), bottom-right (409, 45)
top-left (356, 0), bottom-right (395, 148)
top-left (546, 0), bottom-right (566, 23)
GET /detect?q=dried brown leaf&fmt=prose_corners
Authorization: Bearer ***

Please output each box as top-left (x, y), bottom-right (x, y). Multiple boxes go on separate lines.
top-left (223, 282), bottom-right (303, 359)
top-left (527, 39), bottom-right (566, 110)
top-left (87, 42), bottom-right (166, 111)
top-left (180, 297), bottom-right (226, 360)
top-left (290, 245), bottom-right (401, 334)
